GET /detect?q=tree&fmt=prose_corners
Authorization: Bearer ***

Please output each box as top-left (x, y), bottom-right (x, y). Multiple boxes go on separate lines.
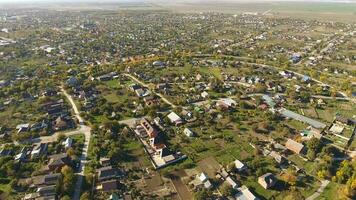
top-left (80, 192), bottom-right (90, 200)
top-left (57, 133), bottom-right (66, 142)
top-left (61, 195), bottom-right (71, 200)
top-left (317, 169), bottom-right (328, 180)
top-left (66, 148), bottom-right (76, 159)
top-left (282, 169), bottom-right (297, 186)
top-left (334, 160), bottom-right (354, 184)
top-left (194, 189), bottom-right (212, 200)
top-left (284, 189), bottom-right (304, 200)
top-left (61, 165), bottom-right (75, 195)
top-left (220, 183), bottom-right (233, 197)
top-left (306, 138), bottom-right (321, 161)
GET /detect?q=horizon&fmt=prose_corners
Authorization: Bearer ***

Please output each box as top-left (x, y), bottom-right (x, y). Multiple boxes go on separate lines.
top-left (1, 0), bottom-right (356, 3)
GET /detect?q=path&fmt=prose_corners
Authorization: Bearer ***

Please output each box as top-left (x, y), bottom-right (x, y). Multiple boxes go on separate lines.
top-left (124, 73), bottom-right (177, 108)
top-left (306, 180), bottom-right (330, 200)
top-left (61, 87), bottom-right (91, 200)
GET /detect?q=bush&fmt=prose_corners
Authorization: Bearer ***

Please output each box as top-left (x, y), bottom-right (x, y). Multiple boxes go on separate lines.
top-left (0, 178), bottom-right (10, 184)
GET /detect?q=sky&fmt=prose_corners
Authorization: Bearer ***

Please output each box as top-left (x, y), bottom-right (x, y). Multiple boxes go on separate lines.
top-left (0, 0), bottom-right (355, 4)
top-left (0, 0), bottom-right (354, 1)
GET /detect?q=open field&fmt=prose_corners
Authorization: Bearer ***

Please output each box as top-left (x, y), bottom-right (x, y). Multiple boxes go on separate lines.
top-left (2, 1), bottom-right (356, 22)
top-left (161, 2), bottom-right (356, 22)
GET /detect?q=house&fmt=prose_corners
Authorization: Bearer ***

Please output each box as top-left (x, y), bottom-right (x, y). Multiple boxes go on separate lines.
top-left (42, 89), bottom-right (57, 97)
top-left (183, 128), bottom-right (194, 137)
top-left (149, 134), bottom-right (166, 150)
top-left (0, 148), bottom-right (13, 157)
top-left (199, 173), bottom-right (209, 182)
top-left (47, 153), bottom-right (71, 171)
top-left (41, 173), bottom-right (61, 186)
top-left (100, 157), bottom-right (111, 167)
top-left (31, 143), bottom-right (48, 159)
top-left (53, 116), bottom-right (69, 131)
top-left (201, 91), bottom-right (209, 99)
top-left (216, 98), bottom-right (236, 110)
top-left (135, 88), bottom-right (146, 97)
top-left (23, 192), bottom-right (40, 200)
top-left (62, 137), bottom-right (73, 150)
top-left (235, 185), bottom-right (259, 200)
top-left (30, 173), bottom-right (62, 187)
top-left (300, 127), bottom-right (323, 140)
top-left (262, 95), bottom-right (276, 108)
top-left (335, 115), bottom-right (355, 126)
top-left (158, 147), bottom-right (175, 163)
top-left (37, 185), bottom-right (56, 197)
top-left (97, 72), bottom-right (117, 81)
top-left (234, 159), bottom-right (247, 172)
top-left (30, 121), bottom-right (48, 132)
top-left (182, 109), bottom-right (194, 119)
top-left (167, 112), bottom-right (183, 125)
top-left (97, 166), bottom-right (118, 181)
top-left (291, 53), bottom-right (302, 63)
top-left (143, 96), bottom-right (159, 106)
top-left (140, 118), bottom-right (158, 138)
top-left (16, 123), bottom-right (30, 133)
top-left (204, 180), bottom-right (213, 189)
top-left (15, 147), bottom-right (28, 161)
top-left (226, 176), bottom-right (238, 189)
top-left (97, 166), bottom-right (125, 182)
top-left (97, 180), bottom-right (118, 192)
top-left (269, 151), bottom-right (286, 165)
top-left (129, 84), bottom-right (141, 92)
top-left (197, 172), bottom-right (213, 189)
top-left (258, 173), bottom-right (277, 189)
top-left (329, 123), bottom-right (344, 135)
top-left (285, 139), bottom-right (306, 155)
top-left (302, 75), bottom-right (311, 83)
top-left (66, 76), bottom-right (79, 87)
top-left (152, 61), bottom-right (166, 68)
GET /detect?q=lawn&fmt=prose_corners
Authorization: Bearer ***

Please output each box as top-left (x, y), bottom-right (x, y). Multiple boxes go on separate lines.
top-left (288, 154), bottom-right (318, 176)
top-left (285, 120), bottom-right (308, 131)
top-left (104, 79), bottom-right (120, 89)
top-left (316, 182), bottom-right (342, 200)
top-left (103, 93), bottom-right (122, 103)
top-left (70, 134), bottom-right (85, 144)
top-left (243, 177), bottom-right (276, 200)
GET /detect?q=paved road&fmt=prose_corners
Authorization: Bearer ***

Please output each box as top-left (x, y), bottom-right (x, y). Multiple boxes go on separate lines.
top-left (61, 87), bottom-right (92, 200)
top-left (306, 180), bottom-right (330, 200)
top-left (124, 73), bottom-right (177, 108)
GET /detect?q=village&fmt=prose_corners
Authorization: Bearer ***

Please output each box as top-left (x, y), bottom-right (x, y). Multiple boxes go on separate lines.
top-left (0, 3), bottom-right (355, 200)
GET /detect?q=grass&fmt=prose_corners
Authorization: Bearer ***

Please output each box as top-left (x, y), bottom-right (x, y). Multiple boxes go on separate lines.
top-left (104, 93), bottom-right (122, 103)
top-left (285, 120), bottom-right (308, 131)
top-left (104, 79), bottom-right (120, 89)
top-left (316, 181), bottom-right (342, 200)
top-left (243, 177), bottom-right (276, 200)
top-left (70, 134), bottom-right (84, 142)
top-left (288, 154), bottom-right (318, 176)
top-left (0, 183), bottom-right (11, 196)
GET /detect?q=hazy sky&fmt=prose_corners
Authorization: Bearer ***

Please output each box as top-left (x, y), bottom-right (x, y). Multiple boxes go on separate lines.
top-left (0, 0), bottom-right (355, 3)
top-left (0, 0), bottom-right (354, 1)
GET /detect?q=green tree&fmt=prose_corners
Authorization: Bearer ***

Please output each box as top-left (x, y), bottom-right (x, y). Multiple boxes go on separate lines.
top-left (306, 138), bottom-right (321, 161)
top-left (61, 165), bottom-right (75, 195)
top-left (194, 189), bottom-right (212, 200)
top-left (80, 192), bottom-right (90, 200)
top-left (220, 183), bottom-right (233, 197)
